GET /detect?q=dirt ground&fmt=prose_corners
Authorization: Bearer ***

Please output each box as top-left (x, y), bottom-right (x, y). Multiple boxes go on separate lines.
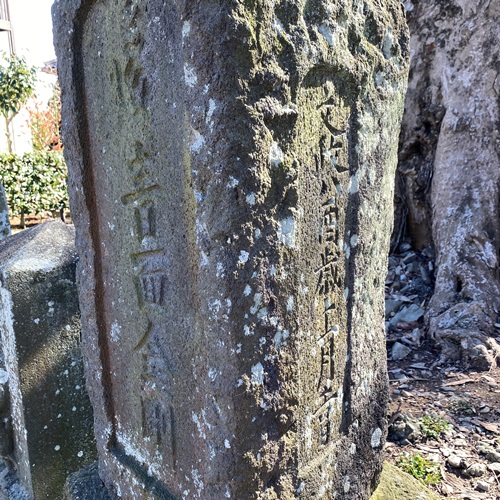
top-left (9, 212), bottom-right (71, 233)
top-left (386, 246), bottom-right (500, 499)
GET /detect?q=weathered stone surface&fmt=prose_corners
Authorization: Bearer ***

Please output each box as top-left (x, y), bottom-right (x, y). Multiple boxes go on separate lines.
top-left (370, 462), bottom-right (441, 500)
top-left (63, 462), bottom-right (111, 500)
top-left (0, 183), bottom-right (10, 241)
top-left (392, 1), bottom-right (500, 367)
top-left (54, 0), bottom-right (409, 498)
top-left (0, 221), bottom-right (97, 499)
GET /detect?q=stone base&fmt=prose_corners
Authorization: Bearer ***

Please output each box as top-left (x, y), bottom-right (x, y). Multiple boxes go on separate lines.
top-left (63, 463), bottom-right (111, 500)
top-left (371, 462), bottom-right (441, 500)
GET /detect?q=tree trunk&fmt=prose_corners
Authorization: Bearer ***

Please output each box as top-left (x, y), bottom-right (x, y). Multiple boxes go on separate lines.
top-left (395, 0), bottom-right (500, 369)
top-left (3, 114), bottom-right (13, 154)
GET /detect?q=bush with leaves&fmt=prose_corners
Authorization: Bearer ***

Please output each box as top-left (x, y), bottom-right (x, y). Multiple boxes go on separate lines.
top-left (0, 152), bottom-right (68, 224)
top-left (0, 53), bottom-right (37, 153)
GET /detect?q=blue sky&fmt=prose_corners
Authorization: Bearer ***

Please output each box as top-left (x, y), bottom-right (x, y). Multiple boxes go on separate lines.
top-left (10, 0), bottom-right (55, 66)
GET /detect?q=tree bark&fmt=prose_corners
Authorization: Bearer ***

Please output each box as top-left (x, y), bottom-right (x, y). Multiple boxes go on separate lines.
top-left (395, 0), bottom-right (500, 369)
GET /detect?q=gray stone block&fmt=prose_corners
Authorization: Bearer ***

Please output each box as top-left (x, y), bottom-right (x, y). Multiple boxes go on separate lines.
top-left (0, 221), bottom-right (97, 499)
top-left (54, 0), bottom-right (409, 498)
top-left (0, 183), bottom-right (10, 241)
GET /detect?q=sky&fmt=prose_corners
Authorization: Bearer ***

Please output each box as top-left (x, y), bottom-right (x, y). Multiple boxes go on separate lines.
top-left (9, 0), bottom-right (56, 66)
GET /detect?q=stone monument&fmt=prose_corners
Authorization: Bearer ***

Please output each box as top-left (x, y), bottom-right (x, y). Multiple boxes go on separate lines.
top-left (54, 0), bottom-right (409, 498)
top-left (0, 221), bottom-right (97, 499)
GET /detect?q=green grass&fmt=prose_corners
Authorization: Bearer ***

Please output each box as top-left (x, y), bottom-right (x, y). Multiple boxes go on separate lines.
top-left (449, 398), bottom-right (475, 415)
top-left (419, 415), bottom-right (451, 440)
top-left (396, 453), bottom-right (442, 485)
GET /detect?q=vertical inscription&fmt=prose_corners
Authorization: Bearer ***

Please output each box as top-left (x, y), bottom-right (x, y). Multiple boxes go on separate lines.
top-left (108, 0), bottom-right (176, 470)
top-left (311, 93), bottom-right (351, 451)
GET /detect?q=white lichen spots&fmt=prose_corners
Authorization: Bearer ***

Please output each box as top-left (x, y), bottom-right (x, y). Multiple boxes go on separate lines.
top-left (237, 378), bottom-right (244, 387)
top-left (286, 296), bottom-right (294, 312)
top-left (77, 450), bottom-right (83, 458)
top-left (190, 129), bottom-right (205, 153)
top-left (209, 300), bottom-right (222, 317)
top-left (239, 250), bottom-right (249, 264)
top-left (236, 343), bottom-right (242, 354)
top-left (34, 318), bottom-right (40, 325)
top-left (192, 412), bottom-right (206, 439)
top-left (349, 443), bottom-right (356, 455)
top-left (244, 285), bottom-right (252, 296)
top-left (243, 325), bottom-right (254, 336)
top-left (348, 172), bottom-right (359, 194)
top-left (0, 369), bottom-right (8, 385)
top-left (269, 142), bottom-right (284, 167)
top-left (216, 262), bottom-right (225, 278)
top-left (344, 287), bottom-right (349, 300)
top-left (350, 234), bottom-right (358, 247)
top-left (273, 327), bottom-right (290, 350)
top-left (371, 427), bottom-right (383, 448)
top-left (54, 445), bottom-right (61, 451)
top-left (277, 217), bottom-right (296, 247)
top-left (228, 176), bottom-right (239, 188)
top-left (344, 242), bottom-right (351, 260)
top-left (191, 469), bottom-right (204, 496)
top-left (225, 485), bottom-right (231, 498)
top-left (305, 413), bottom-right (313, 449)
top-left (296, 482), bottom-right (305, 494)
top-left (254, 228), bottom-right (261, 239)
top-left (182, 20), bottom-right (191, 38)
top-left (107, 221), bottom-right (115, 230)
top-left (272, 17), bottom-right (284, 33)
top-left (480, 240), bottom-right (497, 268)
top-left (375, 71), bottom-right (387, 89)
top-left (246, 192), bottom-right (256, 205)
top-left (250, 293), bottom-right (262, 314)
top-left (403, 0), bottom-right (414, 11)
top-left (251, 363), bottom-right (265, 385)
top-left (75, 385), bottom-right (81, 390)
top-left (208, 368), bottom-right (217, 382)
top-left (206, 99), bottom-right (216, 128)
top-left (72, 406), bottom-right (77, 412)
top-left (318, 24), bottom-right (335, 46)
top-left (382, 28), bottom-right (394, 59)
top-left (343, 476), bottom-right (351, 493)
top-left (184, 64), bottom-right (197, 87)
top-left (110, 321), bottom-right (121, 343)
top-left (224, 439), bottom-right (231, 449)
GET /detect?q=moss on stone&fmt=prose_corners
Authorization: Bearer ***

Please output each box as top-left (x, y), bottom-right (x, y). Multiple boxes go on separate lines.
top-left (371, 462), bottom-right (442, 500)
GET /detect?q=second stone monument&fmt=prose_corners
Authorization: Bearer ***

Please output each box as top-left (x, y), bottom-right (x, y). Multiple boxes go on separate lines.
top-left (54, 0), bottom-right (409, 498)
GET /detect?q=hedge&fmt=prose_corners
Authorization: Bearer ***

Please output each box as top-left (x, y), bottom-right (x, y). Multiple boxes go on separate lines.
top-left (0, 151), bottom-right (69, 218)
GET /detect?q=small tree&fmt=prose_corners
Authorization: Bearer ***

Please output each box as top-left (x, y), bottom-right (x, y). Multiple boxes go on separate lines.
top-left (0, 53), bottom-right (37, 153)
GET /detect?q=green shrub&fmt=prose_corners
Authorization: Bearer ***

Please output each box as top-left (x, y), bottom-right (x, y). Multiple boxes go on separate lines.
top-left (0, 151), bottom-right (68, 218)
top-left (396, 453), bottom-right (442, 485)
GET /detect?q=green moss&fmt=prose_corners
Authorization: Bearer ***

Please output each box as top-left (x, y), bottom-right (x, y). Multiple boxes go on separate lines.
top-left (371, 462), bottom-right (442, 500)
